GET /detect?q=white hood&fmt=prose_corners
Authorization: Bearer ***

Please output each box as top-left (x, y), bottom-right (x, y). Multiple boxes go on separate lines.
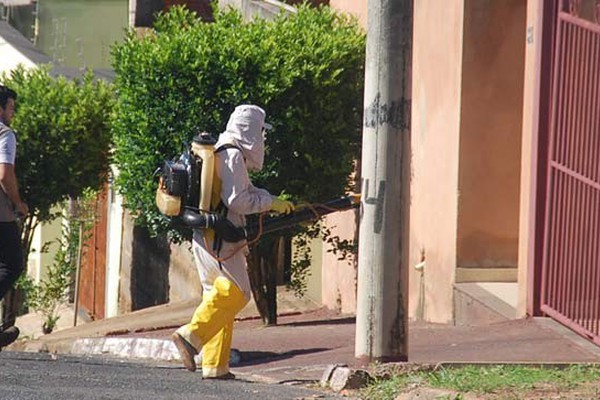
top-left (217, 104), bottom-right (270, 172)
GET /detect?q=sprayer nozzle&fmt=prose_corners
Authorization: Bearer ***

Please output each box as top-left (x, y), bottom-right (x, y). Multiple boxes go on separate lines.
top-left (349, 193), bottom-right (361, 205)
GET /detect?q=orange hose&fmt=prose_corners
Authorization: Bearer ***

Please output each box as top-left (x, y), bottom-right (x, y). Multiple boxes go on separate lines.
top-left (203, 211), bottom-right (267, 262)
top-left (201, 200), bottom-right (356, 262)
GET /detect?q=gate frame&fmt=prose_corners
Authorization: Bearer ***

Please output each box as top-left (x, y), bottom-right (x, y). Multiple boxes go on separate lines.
top-left (527, 0), bottom-right (559, 317)
top-left (535, 0), bottom-right (600, 333)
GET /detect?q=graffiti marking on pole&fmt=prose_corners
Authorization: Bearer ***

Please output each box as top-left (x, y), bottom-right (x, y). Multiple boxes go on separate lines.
top-left (364, 93), bottom-right (411, 131)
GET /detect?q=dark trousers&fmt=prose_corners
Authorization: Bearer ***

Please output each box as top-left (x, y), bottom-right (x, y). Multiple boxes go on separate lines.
top-left (0, 222), bottom-right (23, 301)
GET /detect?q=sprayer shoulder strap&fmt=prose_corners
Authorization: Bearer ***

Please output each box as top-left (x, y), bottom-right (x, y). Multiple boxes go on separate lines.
top-left (211, 144), bottom-right (244, 257)
top-left (210, 144), bottom-right (242, 211)
top-left (214, 143), bottom-right (242, 154)
top-left (211, 142), bottom-right (243, 212)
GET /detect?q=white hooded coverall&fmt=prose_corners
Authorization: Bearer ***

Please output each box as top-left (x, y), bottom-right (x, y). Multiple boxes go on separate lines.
top-left (175, 105), bottom-right (275, 378)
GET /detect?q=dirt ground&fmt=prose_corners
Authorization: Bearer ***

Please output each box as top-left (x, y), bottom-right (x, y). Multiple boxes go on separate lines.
top-left (478, 381), bottom-right (600, 400)
top-left (386, 381), bottom-right (600, 400)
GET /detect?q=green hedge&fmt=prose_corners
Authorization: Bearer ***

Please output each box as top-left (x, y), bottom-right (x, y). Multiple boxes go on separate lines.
top-left (1, 66), bottom-right (113, 263)
top-left (111, 5), bottom-right (365, 235)
top-left (1, 67), bottom-right (113, 222)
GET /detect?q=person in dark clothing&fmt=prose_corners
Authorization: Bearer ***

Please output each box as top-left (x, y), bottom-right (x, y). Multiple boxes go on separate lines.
top-left (0, 85), bottom-right (28, 348)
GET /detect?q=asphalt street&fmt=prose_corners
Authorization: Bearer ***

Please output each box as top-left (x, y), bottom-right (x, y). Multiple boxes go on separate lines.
top-left (0, 351), bottom-right (341, 400)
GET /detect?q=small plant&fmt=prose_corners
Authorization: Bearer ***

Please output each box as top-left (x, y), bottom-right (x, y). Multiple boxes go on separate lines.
top-left (16, 192), bottom-right (95, 334)
top-left (288, 224), bottom-right (320, 296)
top-left (17, 220), bottom-right (79, 333)
top-left (287, 219), bottom-right (357, 298)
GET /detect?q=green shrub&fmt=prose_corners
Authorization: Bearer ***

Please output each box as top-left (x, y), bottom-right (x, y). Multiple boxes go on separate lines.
top-left (110, 5), bottom-right (365, 236)
top-left (111, 5), bottom-right (364, 321)
top-left (0, 66), bottom-right (113, 254)
top-left (16, 217), bottom-right (79, 334)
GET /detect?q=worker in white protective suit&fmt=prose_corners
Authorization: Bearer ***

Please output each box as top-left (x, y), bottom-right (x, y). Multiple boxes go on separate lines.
top-left (172, 104), bottom-right (294, 379)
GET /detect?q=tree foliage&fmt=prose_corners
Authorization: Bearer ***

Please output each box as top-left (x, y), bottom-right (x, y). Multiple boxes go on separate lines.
top-left (0, 66), bottom-right (113, 254)
top-left (111, 5), bottom-right (365, 234)
top-left (111, 5), bottom-right (365, 322)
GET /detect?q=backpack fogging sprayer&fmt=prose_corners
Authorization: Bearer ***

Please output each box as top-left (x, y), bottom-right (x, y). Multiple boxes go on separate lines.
top-left (156, 132), bottom-right (219, 217)
top-left (156, 132), bottom-right (361, 243)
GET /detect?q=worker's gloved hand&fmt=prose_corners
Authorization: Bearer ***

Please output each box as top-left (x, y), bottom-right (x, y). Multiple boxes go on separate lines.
top-left (271, 198), bottom-right (295, 215)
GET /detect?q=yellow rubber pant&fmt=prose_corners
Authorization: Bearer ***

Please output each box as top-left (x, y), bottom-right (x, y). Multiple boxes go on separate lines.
top-left (176, 276), bottom-right (248, 377)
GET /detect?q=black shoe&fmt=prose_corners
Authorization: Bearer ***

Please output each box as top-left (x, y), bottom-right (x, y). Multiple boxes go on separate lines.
top-left (0, 326), bottom-right (19, 348)
top-left (203, 372), bottom-right (236, 380)
top-left (0, 316), bottom-right (16, 332)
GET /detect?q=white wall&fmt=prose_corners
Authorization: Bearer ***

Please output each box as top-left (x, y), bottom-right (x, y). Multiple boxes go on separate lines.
top-left (105, 166), bottom-right (124, 318)
top-left (0, 40), bottom-right (36, 75)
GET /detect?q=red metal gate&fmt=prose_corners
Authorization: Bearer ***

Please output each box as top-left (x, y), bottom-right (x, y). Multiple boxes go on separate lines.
top-left (541, 0), bottom-right (600, 343)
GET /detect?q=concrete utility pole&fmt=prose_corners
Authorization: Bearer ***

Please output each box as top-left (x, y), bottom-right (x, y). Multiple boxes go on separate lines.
top-left (355, 0), bottom-right (413, 364)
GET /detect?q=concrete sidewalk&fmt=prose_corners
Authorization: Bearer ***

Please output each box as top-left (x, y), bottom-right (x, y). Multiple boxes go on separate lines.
top-left (10, 291), bottom-right (600, 386)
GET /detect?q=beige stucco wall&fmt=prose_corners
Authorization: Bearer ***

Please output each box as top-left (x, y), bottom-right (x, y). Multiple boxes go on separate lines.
top-left (321, 210), bottom-right (358, 314)
top-left (329, 0), bottom-right (464, 322)
top-left (409, 0), bottom-right (464, 323)
top-left (329, 0), bottom-right (366, 27)
top-left (321, 0), bottom-right (366, 315)
top-left (456, 0), bottom-right (526, 269)
top-left (328, 0), bottom-right (528, 322)
top-left (304, 236), bottom-right (323, 304)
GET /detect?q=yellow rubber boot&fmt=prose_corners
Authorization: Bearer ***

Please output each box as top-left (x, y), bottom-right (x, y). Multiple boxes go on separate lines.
top-left (175, 277), bottom-right (248, 372)
top-left (201, 320), bottom-right (234, 378)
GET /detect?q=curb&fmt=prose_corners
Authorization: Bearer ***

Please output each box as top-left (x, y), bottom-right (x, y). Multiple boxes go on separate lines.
top-left (71, 337), bottom-right (181, 362)
top-left (68, 336), bottom-right (331, 385)
top-left (69, 337), bottom-right (246, 367)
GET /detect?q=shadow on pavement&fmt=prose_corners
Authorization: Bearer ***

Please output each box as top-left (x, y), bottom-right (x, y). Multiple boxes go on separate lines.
top-left (276, 317), bottom-right (356, 328)
top-left (238, 347), bottom-right (330, 366)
